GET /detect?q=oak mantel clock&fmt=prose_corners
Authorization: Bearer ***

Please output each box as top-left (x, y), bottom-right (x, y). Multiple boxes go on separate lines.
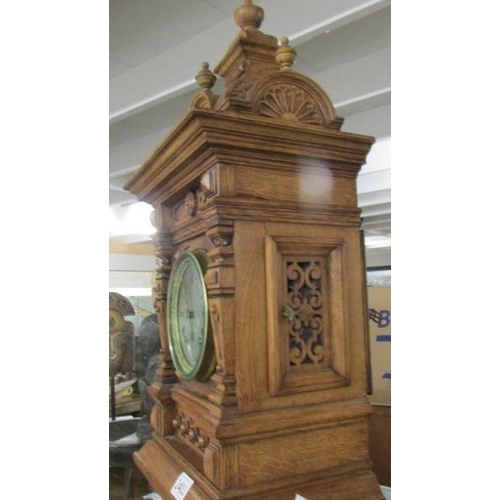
top-left (124, 1), bottom-right (383, 498)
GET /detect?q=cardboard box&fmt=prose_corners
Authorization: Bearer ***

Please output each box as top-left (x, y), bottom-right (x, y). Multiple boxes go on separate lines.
top-left (367, 286), bottom-right (391, 405)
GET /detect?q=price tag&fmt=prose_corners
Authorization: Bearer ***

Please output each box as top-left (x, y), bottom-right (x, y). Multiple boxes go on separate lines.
top-left (170, 472), bottom-right (195, 500)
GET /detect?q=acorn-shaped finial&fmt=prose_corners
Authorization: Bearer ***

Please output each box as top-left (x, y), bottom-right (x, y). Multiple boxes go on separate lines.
top-left (276, 37), bottom-right (296, 70)
top-left (195, 62), bottom-right (216, 90)
top-left (234, 0), bottom-right (264, 31)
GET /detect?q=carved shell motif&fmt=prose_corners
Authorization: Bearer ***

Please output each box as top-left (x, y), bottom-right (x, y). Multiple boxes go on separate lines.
top-left (257, 84), bottom-right (324, 125)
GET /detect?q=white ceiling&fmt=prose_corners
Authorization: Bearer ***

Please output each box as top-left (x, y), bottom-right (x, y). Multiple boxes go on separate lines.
top-left (109, 0), bottom-right (391, 256)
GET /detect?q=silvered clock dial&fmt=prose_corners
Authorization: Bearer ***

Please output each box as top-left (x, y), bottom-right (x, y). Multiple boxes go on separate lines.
top-left (167, 250), bottom-right (215, 381)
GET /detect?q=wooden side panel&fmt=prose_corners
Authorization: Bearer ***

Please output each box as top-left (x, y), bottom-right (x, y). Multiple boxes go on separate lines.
top-left (237, 420), bottom-right (370, 486)
top-left (234, 220), bottom-right (370, 412)
top-left (265, 234), bottom-right (350, 396)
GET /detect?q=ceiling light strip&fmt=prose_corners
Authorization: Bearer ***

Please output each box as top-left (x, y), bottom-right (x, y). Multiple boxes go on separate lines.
top-left (109, 78), bottom-right (197, 124)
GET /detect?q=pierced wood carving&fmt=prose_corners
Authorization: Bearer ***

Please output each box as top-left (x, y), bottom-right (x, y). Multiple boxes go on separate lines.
top-left (265, 235), bottom-right (352, 397)
top-left (286, 259), bottom-right (326, 366)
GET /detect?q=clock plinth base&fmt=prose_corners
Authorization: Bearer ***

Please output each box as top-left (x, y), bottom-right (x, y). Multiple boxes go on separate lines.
top-left (134, 434), bottom-right (383, 500)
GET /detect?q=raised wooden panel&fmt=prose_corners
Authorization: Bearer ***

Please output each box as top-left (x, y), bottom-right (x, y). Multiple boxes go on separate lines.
top-left (265, 235), bottom-right (350, 396)
top-left (235, 221), bottom-right (370, 412)
top-left (237, 420), bottom-right (369, 486)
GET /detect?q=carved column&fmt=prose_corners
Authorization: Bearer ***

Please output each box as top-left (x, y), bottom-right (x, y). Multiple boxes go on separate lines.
top-left (148, 205), bottom-right (177, 436)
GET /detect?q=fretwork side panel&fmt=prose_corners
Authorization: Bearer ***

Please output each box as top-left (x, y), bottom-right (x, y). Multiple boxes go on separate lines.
top-left (235, 220), bottom-right (370, 413)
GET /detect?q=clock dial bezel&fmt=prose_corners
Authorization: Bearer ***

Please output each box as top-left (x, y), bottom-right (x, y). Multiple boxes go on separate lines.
top-left (167, 250), bottom-right (214, 381)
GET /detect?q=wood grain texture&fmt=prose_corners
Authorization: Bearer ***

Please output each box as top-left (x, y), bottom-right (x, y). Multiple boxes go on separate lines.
top-left (129, 3), bottom-right (381, 498)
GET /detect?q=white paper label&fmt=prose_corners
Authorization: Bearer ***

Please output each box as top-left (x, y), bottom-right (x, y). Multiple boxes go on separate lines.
top-left (170, 472), bottom-right (195, 500)
top-left (295, 495), bottom-right (308, 500)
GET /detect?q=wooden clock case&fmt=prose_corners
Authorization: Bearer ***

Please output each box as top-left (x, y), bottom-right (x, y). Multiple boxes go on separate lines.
top-left (124, 2), bottom-right (383, 499)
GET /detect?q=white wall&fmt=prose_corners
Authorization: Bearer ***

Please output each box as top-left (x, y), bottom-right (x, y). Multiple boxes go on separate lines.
top-left (109, 253), bottom-right (156, 294)
top-left (366, 248), bottom-right (391, 268)
top-left (109, 252), bottom-right (156, 271)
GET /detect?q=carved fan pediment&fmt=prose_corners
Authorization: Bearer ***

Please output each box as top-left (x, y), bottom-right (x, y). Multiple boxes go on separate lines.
top-left (251, 72), bottom-right (343, 129)
top-left (257, 83), bottom-right (323, 125)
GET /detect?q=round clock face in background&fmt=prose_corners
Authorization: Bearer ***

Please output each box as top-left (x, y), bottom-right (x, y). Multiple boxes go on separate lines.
top-left (167, 251), bottom-right (215, 381)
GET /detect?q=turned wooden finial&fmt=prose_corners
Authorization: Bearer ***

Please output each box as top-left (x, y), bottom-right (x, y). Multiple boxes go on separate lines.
top-left (196, 61), bottom-right (216, 89)
top-left (276, 37), bottom-right (296, 70)
top-left (234, 0), bottom-right (264, 31)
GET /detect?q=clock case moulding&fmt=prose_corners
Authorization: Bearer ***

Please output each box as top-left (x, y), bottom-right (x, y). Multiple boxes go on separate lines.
top-left (124, 1), bottom-right (383, 499)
